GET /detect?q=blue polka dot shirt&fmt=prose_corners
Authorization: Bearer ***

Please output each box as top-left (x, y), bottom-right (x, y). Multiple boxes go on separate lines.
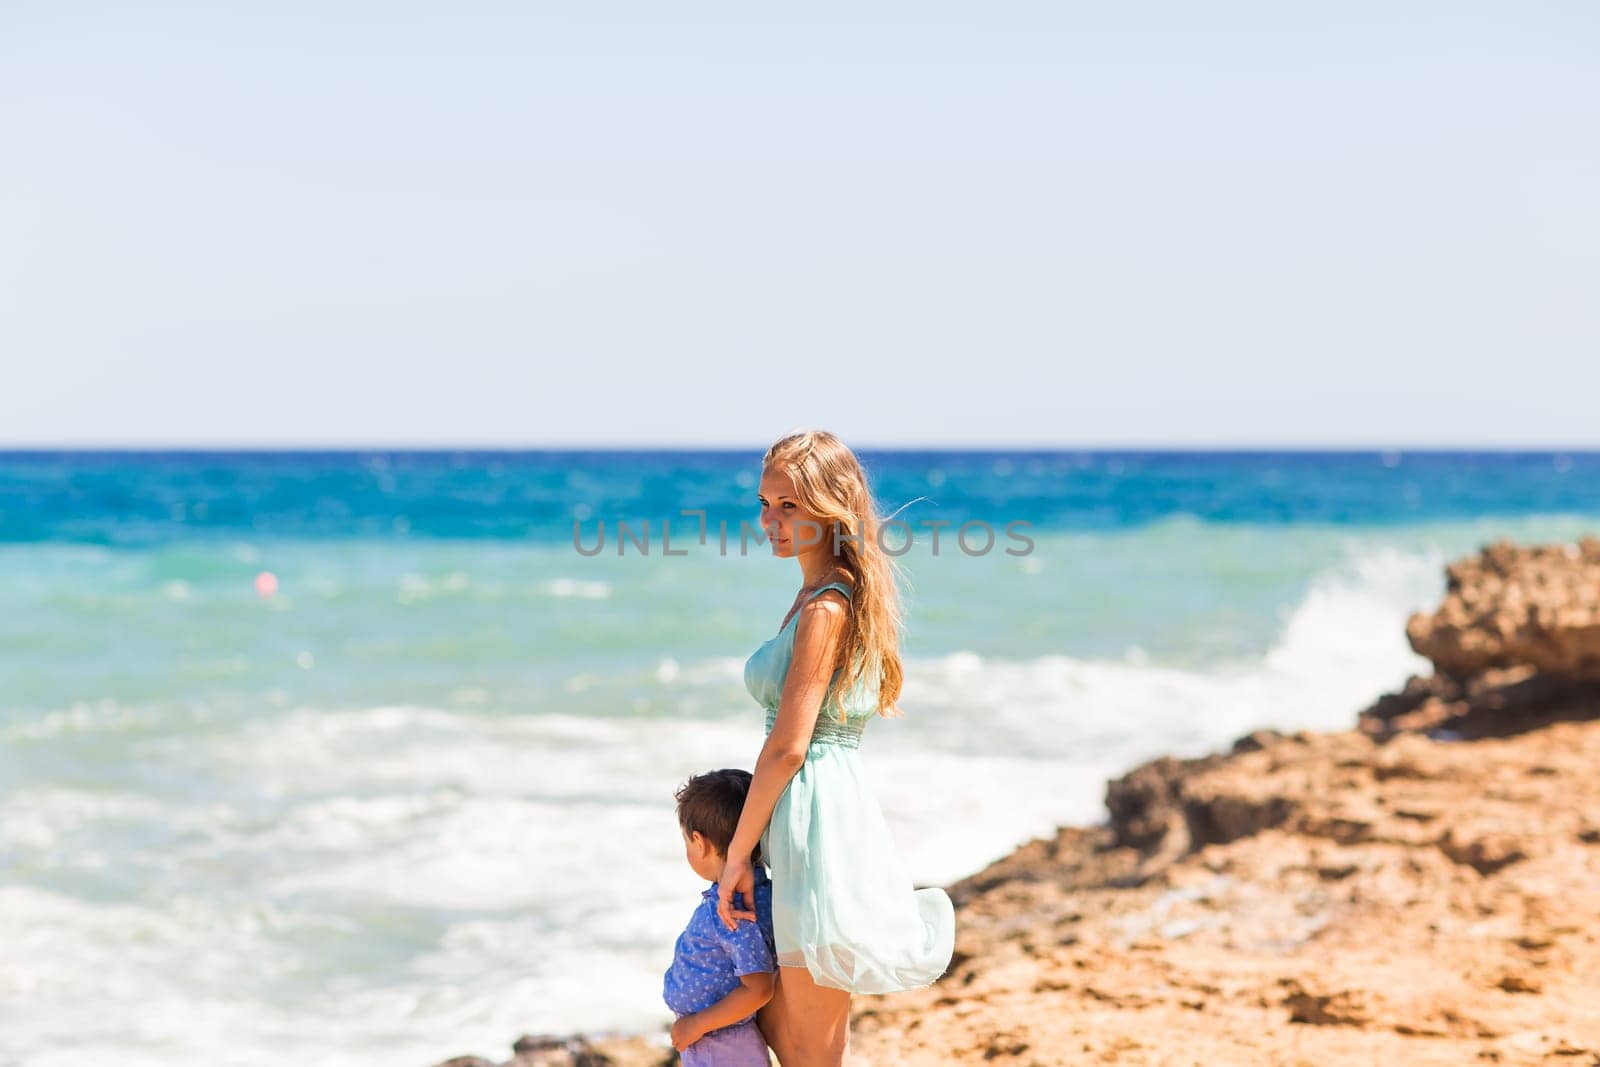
top-left (663, 865), bottom-right (776, 1017)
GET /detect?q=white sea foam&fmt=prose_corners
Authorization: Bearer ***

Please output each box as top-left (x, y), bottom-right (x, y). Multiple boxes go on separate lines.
top-left (544, 577), bottom-right (612, 599)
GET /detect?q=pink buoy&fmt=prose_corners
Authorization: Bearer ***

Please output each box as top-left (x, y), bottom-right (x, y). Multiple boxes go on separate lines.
top-left (255, 571), bottom-right (278, 597)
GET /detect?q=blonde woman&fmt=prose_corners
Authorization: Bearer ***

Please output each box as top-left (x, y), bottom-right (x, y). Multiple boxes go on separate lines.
top-left (716, 431), bottom-right (955, 1067)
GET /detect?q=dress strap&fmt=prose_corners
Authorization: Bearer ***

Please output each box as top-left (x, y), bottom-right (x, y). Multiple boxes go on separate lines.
top-left (806, 580), bottom-right (854, 603)
top-left (777, 580), bottom-right (854, 636)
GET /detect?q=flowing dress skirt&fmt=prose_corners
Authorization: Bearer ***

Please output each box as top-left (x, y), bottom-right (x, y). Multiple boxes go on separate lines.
top-left (760, 741), bottom-right (955, 993)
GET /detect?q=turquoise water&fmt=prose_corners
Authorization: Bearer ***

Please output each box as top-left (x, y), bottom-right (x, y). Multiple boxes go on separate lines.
top-left (2, 450), bottom-right (1597, 1066)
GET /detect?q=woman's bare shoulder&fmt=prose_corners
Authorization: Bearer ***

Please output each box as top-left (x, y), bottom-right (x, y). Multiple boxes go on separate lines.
top-left (795, 582), bottom-right (851, 630)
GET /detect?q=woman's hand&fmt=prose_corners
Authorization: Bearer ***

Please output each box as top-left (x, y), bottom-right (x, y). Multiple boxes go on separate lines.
top-left (715, 855), bottom-right (757, 932)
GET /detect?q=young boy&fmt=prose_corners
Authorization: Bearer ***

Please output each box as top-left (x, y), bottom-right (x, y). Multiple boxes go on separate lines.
top-left (663, 768), bottom-right (777, 1066)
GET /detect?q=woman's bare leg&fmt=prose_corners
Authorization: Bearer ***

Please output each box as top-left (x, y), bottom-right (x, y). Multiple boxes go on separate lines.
top-left (759, 963), bottom-right (851, 1066)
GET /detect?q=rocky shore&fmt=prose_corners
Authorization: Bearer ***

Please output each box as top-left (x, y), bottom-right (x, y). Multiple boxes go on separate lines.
top-left (437, 541), bottom-right (1600, 1067)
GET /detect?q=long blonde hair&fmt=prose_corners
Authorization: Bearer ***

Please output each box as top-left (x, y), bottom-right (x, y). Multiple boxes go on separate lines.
top-left (762, 430), bottom-right (906, 721)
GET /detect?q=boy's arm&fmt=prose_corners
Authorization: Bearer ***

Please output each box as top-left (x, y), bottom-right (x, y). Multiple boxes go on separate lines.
top-left (673, 972), bottom-right (775, 1048)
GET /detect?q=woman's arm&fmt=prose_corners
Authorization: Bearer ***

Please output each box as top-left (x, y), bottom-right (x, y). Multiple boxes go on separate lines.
top-left (766, 589), bottom-right (851, 758)
top-left (718, 592), bottom-right (851, 926)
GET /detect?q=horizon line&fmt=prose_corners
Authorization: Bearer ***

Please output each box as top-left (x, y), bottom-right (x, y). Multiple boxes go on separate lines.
top-left (4, 442), bottom-right (1600, 455)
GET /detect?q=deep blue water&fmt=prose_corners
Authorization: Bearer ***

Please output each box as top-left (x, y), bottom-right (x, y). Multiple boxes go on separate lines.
top-left (2, 449), bottom-right (1597, 544)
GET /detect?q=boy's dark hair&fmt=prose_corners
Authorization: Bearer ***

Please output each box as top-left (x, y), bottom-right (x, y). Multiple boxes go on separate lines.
top-left (674, 768), bottom-right (763, 867)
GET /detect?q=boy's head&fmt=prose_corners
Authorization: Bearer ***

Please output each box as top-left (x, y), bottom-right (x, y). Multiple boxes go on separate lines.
top-left (674, 768), bottom-right (762, 879)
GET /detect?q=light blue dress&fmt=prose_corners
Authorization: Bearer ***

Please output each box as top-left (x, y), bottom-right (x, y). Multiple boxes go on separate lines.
top-left (743, 580), bottom-right (956, 993)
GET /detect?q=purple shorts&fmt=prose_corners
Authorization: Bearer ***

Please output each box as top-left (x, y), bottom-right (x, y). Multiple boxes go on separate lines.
top-left (680, 1018), bottom-right (770, 1067)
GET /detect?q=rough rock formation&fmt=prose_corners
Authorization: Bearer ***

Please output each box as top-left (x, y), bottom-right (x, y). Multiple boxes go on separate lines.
top-left (433, 1033), bottom-right (667, 1067)
top-left (850, 720), bottom-right (1600, 1065)
top-left (1405, 538), bottom-right (1600, 681)
top-left (1361, 539), bottom-right (1600, 739)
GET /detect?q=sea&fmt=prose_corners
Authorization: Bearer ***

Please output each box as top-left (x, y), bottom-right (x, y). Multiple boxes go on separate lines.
top-left (2, 449), bottom-right (1597, 1066)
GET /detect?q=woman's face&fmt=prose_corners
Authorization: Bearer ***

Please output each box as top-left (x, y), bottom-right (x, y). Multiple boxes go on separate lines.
top-left (757, 467), bottom-right (822, 558)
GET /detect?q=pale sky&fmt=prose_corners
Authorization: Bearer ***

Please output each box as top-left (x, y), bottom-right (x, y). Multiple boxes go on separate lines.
top-left (2, 3), bottom-right (1596, 448)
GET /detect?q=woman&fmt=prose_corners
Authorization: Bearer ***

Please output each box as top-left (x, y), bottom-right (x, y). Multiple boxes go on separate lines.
top-left (716, 430), bottom-right (955, 1067)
